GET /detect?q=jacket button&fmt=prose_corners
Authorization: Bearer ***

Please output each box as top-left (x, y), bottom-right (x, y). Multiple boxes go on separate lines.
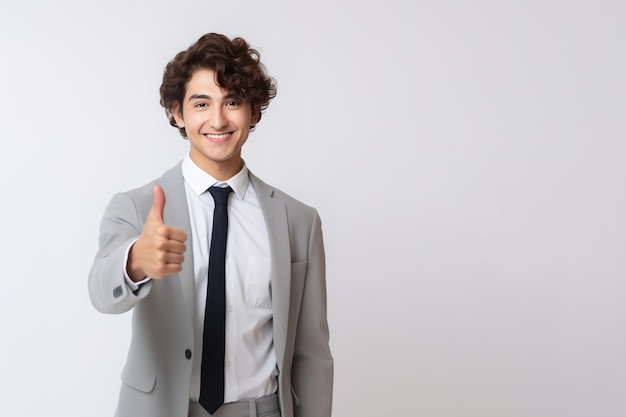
top-left (185, 349), bottom-right (192, 360)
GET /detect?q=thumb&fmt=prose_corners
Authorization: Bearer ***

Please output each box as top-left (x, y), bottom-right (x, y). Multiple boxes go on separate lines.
top-left (149, 184), bottom-right (166, 223)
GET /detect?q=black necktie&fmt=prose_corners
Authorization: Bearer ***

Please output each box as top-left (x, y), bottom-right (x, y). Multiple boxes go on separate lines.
top-left (200, 185), bottom-right (232, 414)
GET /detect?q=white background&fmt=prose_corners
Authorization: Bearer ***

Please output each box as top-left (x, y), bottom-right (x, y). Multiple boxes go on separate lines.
top-left (1, 1), bottom-right (625, 416)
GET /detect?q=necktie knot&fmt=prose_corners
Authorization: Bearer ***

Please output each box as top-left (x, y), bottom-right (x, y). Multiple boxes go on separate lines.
top-left (208, 186), bottom-right (233, 206)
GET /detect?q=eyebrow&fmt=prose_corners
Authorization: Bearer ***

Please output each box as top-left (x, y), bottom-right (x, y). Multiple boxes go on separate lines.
top-left (188, 94), bottom-right (210, 101)
top-left (187, 93), bottom-right (237, 102)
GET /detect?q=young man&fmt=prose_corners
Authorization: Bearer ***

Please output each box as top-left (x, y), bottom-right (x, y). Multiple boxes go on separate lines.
top-left (89, 33), bottom-right (333, 417)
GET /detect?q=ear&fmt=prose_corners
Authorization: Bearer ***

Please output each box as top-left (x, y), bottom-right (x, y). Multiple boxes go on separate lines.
top-left (250, 106), bottom-right (260, 126)
top-left (172, 102), bottom-right (185, 128)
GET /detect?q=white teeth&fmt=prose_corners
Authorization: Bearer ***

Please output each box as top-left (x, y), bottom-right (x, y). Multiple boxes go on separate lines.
top-left (205, 133), bottom-right (230, 139)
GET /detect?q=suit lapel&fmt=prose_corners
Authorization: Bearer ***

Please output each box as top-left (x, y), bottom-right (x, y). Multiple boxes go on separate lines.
top-left (159, 163), bottom-right (195, 325)
top-left (250, 173), bottom-right (291, 371)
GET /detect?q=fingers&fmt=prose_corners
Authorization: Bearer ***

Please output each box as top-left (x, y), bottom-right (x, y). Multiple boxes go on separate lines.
top-left (154, 247), bottom-right (185, 273)
top-left (165, 226), bottom-right (187, 243)
top-left (128, 227), bottom-right (187, 281)
top-left (142, 225), bottom-right (187, 279)
top-left (153, 227), bottom-right (187, 257)
top-left (151, 249), bottom-right (185, 276)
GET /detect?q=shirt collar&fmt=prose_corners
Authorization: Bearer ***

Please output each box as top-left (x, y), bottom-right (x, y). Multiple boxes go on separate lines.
top-left (182, 155), bottom-right (250, 199)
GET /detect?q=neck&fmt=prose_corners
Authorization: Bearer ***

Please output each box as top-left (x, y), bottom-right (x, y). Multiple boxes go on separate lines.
top-left (190, 154), bottom-right (243, 181)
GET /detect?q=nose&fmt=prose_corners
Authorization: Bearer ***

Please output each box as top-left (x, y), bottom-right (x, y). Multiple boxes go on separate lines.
top-left (209, 106), bottom-right (228, 130)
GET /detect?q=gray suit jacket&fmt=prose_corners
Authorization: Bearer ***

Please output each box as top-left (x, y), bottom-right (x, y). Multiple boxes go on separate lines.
top-left (88, 163), bottom-right (333, 417)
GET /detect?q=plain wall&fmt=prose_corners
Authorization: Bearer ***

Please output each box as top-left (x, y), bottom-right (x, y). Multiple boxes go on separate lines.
top-left (1, 1), bottom-right (625, 416)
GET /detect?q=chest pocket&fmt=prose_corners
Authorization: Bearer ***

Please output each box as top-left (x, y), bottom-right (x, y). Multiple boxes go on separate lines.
top-left (244, 256), bottom-right (272, 309)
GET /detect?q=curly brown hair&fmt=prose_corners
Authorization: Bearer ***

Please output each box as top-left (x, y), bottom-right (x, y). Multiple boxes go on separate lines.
top-left (160, 33), bottom-right (277, 137)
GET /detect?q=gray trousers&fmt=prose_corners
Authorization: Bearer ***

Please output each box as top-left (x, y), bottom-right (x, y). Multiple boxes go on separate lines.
top-left (188, 394), bottom-right (280, 417)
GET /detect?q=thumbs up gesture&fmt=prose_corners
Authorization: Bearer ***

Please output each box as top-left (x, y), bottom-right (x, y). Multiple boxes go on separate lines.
top-left (127, 185), bottom-right (187, 282)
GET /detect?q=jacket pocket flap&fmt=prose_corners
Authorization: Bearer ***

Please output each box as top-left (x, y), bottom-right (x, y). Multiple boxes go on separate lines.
top-left (121, 358), bottom-right (157, 393)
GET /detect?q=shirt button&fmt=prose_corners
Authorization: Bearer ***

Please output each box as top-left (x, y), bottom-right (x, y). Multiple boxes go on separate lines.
top-left (227, 305), bottom-right (233, 312)
top-left (225, 360), bottom-right (232, 368)
top-left (185, 349), bottom-right (192, 360)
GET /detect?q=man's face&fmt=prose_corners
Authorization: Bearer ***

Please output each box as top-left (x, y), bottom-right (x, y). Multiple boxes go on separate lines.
top-left (173, 68), bottom-right (259, 180)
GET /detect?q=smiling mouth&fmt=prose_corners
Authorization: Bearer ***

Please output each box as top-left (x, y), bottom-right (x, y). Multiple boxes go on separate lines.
top-left (204, 132), bottom-right (232, 141)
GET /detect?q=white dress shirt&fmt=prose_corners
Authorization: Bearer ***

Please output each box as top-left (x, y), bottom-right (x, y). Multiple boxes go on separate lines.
top-left (181, 156), bottom-right (277, 403)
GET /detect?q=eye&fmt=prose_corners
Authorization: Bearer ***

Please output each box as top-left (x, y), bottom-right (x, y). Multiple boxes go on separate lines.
top-left (226, 100), bottom-right (240, 107)
top-left (194, 102), bottom-right (207, 108)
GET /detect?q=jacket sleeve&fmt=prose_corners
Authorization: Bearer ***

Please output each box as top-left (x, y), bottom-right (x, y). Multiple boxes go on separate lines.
top-left (292, 209), bottom-right (334, 417)
top-left (88, 191), bottom-right (152, 314)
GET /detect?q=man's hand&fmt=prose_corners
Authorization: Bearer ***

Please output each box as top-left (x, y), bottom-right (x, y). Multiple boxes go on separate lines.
top-left (127, 185), bottom-right (187, 282)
